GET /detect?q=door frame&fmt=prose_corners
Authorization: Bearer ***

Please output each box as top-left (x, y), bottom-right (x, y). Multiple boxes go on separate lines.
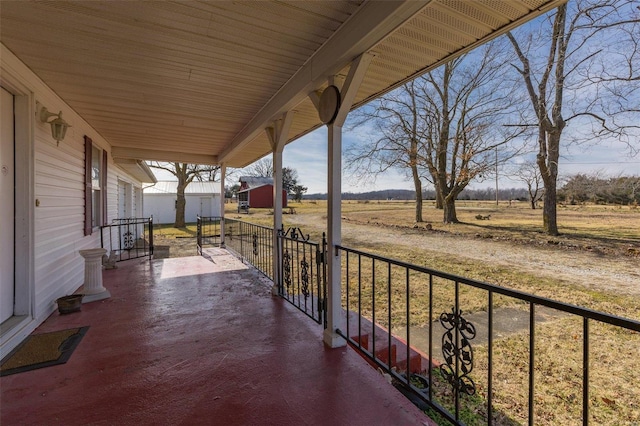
top-left (1, 86), bottom-right (15, 323)
top-left (0, 70), bottom-right (36, 356)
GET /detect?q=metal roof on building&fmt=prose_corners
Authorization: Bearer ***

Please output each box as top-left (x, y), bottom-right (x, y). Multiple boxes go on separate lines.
top-left (143, 181), bottom-right (220, 195)
top-left (239, 176), bottom-right (274, 187)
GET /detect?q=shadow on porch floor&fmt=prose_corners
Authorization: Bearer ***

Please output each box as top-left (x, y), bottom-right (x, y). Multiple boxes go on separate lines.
top-left (1, 249), bottom-right (432, 425)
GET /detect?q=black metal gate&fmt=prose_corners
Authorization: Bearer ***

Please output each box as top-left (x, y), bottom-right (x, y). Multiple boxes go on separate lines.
top-left (100, 217), bottom-right (153, 262)
top-left (277, 227), bottom-right (327, 326)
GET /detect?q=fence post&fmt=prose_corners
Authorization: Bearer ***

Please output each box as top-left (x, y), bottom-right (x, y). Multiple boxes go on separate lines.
top-left (196, 215), bottom-right (201, 254)
top-left (148, 217), bottom-right (154, 258)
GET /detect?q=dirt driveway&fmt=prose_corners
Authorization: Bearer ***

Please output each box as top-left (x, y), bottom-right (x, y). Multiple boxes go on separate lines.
top-left (286, 212), bottom-right (640, 298)
top-left (153, 210), bottom-right (639, 299)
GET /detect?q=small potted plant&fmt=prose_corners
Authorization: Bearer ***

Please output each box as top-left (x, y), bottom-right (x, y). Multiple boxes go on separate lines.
top-left (56, 294), bottom-right (83, 314)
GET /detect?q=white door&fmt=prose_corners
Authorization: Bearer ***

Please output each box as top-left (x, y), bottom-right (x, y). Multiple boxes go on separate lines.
top-left (200, 197), bottom-right (212, 217)
top-left (0, 87), bottom-right (15, 323)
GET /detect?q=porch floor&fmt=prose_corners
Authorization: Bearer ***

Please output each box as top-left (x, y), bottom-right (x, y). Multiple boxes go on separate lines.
top-left (1, 248), bottom-right (431, 425)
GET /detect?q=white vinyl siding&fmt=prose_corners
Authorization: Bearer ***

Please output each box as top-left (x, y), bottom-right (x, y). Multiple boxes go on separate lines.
top-left (0, 45), bottom-right (147, 356)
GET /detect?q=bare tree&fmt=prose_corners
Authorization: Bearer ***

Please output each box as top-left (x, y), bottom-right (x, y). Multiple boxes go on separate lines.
top-left (507, 0), bottom-right (639, 235)
top-left (559, 172), bottom-right (640, 204)
top-left (348, 41), bottom-right (525, 223)
top-left (248, 158), bottom-right (274, 178)
top-left (347, 79), bottom-right (429, 222)
top-left (416, 42), bottom-right (525, 223)
top-left (292, 184), bottom-right (308, 202)
top-left (513, 161), bottom-right (544, 209)
top-left (247, 158), bottom-right (301, 197)
top-left (282, 168), bottom-right (300, 197)
top-left (147, 162), bottom-right (220, 228)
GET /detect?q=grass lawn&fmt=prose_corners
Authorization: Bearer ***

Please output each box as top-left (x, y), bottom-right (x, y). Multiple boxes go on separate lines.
top-left (221, 199), bottom-right (639, 425)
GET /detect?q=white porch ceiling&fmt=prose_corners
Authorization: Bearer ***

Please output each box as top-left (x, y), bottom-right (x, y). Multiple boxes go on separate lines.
top-left (0, 0), bottom-right (564, 168)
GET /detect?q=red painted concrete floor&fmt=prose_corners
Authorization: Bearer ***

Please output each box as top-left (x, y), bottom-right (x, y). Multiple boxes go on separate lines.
top-left (1, 249), bottom-right (433, 425)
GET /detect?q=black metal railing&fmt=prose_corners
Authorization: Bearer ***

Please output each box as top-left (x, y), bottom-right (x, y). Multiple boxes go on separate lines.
top-left (196, 216), bottom-right (222, 254)
top-left (277, 227), bottom-right (327, 325)
top-left (100, 217), bottom-right (153, 262)
top-left (224, 218), bottom-right (273, 280)
top-left (198, 218), bottom-right (328, 325)
top-left (335, 244), bottom-right (640, 426)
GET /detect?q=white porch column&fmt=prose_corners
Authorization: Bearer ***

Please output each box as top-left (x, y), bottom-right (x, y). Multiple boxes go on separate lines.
top-left (79, 248), bottom-right (110, 303)
top-left (266, 112), bottom-right (294, 295)
top-left (314, 53), bottom-right (374, 348)
top-left (219, 164), bottom-right (226, 247)
top-left (324, 121), bottom-right (344, 347)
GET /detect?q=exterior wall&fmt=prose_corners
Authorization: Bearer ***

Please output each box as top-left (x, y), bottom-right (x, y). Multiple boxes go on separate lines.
top-left (143, 195), bottom-right (175, 225)
top-left (0, 44), bottom-right (145, 357)
top-left (243, 185), bottom-right (287, 208)
top-left (134, 186), bottom-right (143, 218)
top-left (144, 194), bottom-right (220, 224)
top-left (115, 176), bottom-right (139, 219)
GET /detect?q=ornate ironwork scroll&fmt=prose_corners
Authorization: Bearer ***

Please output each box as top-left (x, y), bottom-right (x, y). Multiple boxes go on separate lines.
top-left (439, 308), bottom-right (476, 396)
top-left (282, 249), bottom-right (292, 290)
top-left (122, 231), bottom-right (135, 250)
top-left (252, 233), bottom-right (258, 256)
top-left (300, 257), bottom-right (309, 298)
top-left (280, 226), bottom-right (310, 242)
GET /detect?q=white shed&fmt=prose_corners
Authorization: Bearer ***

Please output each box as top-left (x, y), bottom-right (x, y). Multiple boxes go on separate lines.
top-left (143, 181), bottom-right (221, 224)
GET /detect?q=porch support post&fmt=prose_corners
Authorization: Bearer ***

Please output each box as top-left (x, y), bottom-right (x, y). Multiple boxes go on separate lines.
top-left (266, 111), bottom-right (294, 295)
top-left (219, 164), bottom-right (226, 247)
top-left (324, 121), bottom-right (344, 347)
top-left (318, 53), bottom-right (373, 348)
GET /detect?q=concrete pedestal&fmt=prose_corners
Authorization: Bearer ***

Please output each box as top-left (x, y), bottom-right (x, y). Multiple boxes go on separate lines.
top-left (79, 248), bottom-right (110, 303)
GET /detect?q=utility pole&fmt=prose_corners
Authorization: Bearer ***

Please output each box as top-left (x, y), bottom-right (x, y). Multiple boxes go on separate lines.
top-left (495, 147), bottom-right (499, 206)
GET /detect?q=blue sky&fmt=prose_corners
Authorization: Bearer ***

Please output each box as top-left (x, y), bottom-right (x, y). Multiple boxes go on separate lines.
top-left (156, 3), bottom-right (639, 195)
top-left (152, 112), bottom-right (638, 196)
top-left (275, 3), bottom-right (640, 195)
top-left (280, 126), bottom-right (419, 194)
top-left (276, 126), bottom-right (639, 195)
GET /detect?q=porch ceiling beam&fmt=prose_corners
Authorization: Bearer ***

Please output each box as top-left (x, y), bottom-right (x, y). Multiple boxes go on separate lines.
top-left (266, 111), bottom-right (294, 153)
top-left (111, 147), bottom-right (217, 165)
top-left (218, 0), bottom-right (429, 164)
top-left (334, 52), bottom-right (374, 127)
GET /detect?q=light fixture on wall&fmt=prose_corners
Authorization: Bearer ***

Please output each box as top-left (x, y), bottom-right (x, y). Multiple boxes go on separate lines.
top-left (36, 102), bottom-right (71, 145)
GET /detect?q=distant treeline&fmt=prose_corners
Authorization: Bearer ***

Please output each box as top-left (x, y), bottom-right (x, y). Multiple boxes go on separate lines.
top-left (304, 188), bottom-right (532, 201)
top-left (558, 175), bottom-right (640, 205)
top-left (303, 175), bottom-right (640, 205)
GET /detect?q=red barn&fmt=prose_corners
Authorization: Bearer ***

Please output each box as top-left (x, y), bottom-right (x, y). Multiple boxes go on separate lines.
top-left (237, 176), bottom-right (287, 211)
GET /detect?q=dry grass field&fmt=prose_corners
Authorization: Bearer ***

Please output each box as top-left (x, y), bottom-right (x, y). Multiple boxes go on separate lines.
top-left (222, 199), bottom-right (639, 425)
top-left (157, 200), bottom-right (639, 424)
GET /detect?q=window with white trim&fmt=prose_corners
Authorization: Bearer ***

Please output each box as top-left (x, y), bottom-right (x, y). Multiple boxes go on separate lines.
top-left (84, 136), bottom-right (107, 235)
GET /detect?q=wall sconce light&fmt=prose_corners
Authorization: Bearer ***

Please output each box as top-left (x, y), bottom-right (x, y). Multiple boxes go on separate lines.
top-left (37, 102), bottom-right (71, 145)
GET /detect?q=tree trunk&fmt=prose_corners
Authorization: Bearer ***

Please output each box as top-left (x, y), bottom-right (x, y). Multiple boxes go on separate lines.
top-left (542, 184), bottom-right (558, 235)
top-left (415, 195), bottom-right (423, 222)
top-left (412, 165), bottom-right (423, 222)
top-left (174, 181), bottom-right (187, 228)
top-left (539, 128), bottom-right (560, 235)
top-left (435, 189), bottom-right (443, 210)
top-left (443, 196), bottom-right (458, 223)
top-left (528, 184), bottom-right (536, 210)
